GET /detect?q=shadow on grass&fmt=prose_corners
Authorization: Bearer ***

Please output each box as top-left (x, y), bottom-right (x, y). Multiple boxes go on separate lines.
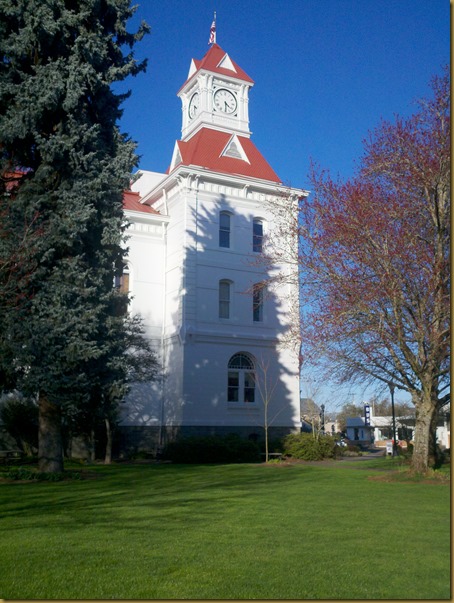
top-left (0, 460), bottom-right (450, 601)
top-left (1, 462), bottom-right (324, 530)
top-left (3, 459), bottom-right (448, 536)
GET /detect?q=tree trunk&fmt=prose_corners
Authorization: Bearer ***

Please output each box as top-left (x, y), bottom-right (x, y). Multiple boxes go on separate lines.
top-left (88, 428), bottom-right (95, 461)
top-left (429, 408), bottom-right (441, 468)
top-left (264, 425), bottom-right (269, 463)
top-left (65, 430), bottom-right (73, 459)
top-left (38, 393), bottom-right (63, 473)
top-left (411, 392), bottom-right (438, 473)
top-left (104, 417), bottom-right (113, 464)
top-left (22, 440), bottom-right (33, 457)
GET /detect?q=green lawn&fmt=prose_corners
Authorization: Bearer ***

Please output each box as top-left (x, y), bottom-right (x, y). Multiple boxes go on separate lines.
top-left (0, 459), bottom-right (450, 599)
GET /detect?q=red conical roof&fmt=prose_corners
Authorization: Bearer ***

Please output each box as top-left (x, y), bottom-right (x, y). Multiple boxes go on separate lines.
top-left (179, 44), bottom-right (254, 92)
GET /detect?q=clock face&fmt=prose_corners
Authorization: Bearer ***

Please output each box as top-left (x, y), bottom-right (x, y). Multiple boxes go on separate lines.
top-left (214, 88), bottom-right (237, 114)
top-left (188, 92), bottom-right (199, 119)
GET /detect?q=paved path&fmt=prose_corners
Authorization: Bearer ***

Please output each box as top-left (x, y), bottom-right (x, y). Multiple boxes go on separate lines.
top-left (339, 449), bottom-right (386, 461)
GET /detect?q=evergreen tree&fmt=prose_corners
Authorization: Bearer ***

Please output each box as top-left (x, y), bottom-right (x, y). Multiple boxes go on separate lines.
top-left (0, 0), bottom-right (149, 472)
top-left (66, 313), bottom-right (159, 463)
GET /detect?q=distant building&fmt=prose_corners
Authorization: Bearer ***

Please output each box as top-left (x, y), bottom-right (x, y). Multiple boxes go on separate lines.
top-left (324, 420), bottom-right (341, 436)
top-left (346, 404), bottom-right (450, 449)
top-left (300, 398), bottom-right (320, 433)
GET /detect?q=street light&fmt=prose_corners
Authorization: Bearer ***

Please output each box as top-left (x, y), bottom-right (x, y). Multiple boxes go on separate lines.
top-left (388, 383), bottom-right (398, 457)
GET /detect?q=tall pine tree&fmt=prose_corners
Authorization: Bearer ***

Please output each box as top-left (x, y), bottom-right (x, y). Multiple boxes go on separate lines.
top-left (0, 0), bottom-right (149, 471)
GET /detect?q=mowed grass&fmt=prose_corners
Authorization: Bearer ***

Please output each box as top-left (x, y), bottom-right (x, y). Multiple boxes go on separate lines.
top-left (0, 459), bottom-right (450, 599)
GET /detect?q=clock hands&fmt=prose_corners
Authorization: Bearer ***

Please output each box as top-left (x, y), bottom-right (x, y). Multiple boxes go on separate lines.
top-left (214, 89), bottom-right (237, 114)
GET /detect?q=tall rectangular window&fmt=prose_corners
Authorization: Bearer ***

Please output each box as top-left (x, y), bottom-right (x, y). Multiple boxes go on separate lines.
top-left (253, 283), bottom-right (264, 322)
top-left (219, 212), bottom-right (231, 248)
top-left (253, 219), bottom-right (263, 253)
top-left (219, 280), bottom-right (231, 319)
top-left (244, 372), bottom-right (256, 402)
top-left (228, 371), bottom-right (239, 402)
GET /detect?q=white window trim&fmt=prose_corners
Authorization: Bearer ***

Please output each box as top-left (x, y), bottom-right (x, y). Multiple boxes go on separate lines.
top-left (227, 353), bottom-right (257, 405)
top-left (219, 211), bottom-right (233, 249)
top-left (219, 279), bottom-right (232, 320)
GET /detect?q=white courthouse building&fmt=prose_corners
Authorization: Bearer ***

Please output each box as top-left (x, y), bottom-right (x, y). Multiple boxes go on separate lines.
top-left (118, 44), bottom-right (306, 453)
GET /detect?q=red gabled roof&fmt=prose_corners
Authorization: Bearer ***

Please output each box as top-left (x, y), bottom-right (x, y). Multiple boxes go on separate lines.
top-left (180, 44), bottom-right (254, 91)
top-left (122, 190), bottom-right (159, 214)
top-left (2, 169), bottom-right (28, 192)
top-left (171, 128), bottom-right (281, 183)
top-left (3, 176), bottom-right (160, 215)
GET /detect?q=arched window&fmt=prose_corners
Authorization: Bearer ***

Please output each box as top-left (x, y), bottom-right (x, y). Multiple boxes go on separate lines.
top-left (219, 279), bottom-right (232, 319)
top-left (253, 218), bottom-right (264, 253)
top-left (228, 353), bottom-right (256, 403)
top-left (219, 211), bottom-right (231, 248)
top-left (114, 262), bottom-right (130, 294)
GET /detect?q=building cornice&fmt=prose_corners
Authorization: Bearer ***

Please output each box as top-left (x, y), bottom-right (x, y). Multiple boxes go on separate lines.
top-left (139, 164), bottom-right (308, 206)
top-left (123, 209), bottom-right (170, 223)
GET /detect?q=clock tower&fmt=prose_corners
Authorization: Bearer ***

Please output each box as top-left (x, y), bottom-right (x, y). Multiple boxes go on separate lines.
top-left (121, 41), bottom-right (307, 456)
top-left (178, 44), bottom-right (254, 141)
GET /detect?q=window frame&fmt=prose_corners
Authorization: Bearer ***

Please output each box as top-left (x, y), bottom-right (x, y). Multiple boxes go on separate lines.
top-left (252, 218), bottom-right (264, 253)
top-left (219, 211), bottom-right (232, 249)
top-left (219, 279), bottom-right (232, 319)
top-left (227, 353), bottom-right (256, 405)
top-left (252, 283), bottom-right (264, 322)
top-left (114, 262), bottom-right (130, 295)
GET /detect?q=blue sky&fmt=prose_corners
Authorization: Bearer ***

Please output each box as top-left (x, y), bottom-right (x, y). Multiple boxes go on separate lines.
top-left (118, 0), bottom-right (449, 192)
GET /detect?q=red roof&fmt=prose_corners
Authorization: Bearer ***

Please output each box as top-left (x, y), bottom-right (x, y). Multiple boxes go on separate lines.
top-left (171, 128), bottom-right (281, 183)
top-left (180, 44), bottom-right (254, 91)
top-left (123, 190), bottom-right (159, 214)
top-left (2, 169), bottom-right (28, 192)
top-left (3, 176), bottom-right (159, 215)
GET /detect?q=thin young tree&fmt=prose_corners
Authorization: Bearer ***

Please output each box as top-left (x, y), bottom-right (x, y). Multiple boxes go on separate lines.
top-left (253, 353), bottom-right (295, 462)
top-left (0, 1), bottom-right (149, 472)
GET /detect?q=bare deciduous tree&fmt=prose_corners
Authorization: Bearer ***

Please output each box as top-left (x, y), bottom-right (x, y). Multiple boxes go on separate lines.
top-left (261, 67), bottom-right (450, 473)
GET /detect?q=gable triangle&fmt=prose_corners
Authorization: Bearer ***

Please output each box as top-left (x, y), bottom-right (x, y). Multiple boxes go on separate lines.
top-left (217, 53), bottom-right (237, 73)
top-left (170, 141), bottom-right (183, 172)
top-left (187, 58), bottom-right (198, 79)
top-left (220, 135), bottom-right (250, 163)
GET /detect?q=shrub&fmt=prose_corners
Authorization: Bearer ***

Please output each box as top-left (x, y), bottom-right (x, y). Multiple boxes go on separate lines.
top-left (3, 467), bottom-right (81, 481)
top-left (162, 434), bottom-right (260, 464)
top-left (282, 433), bottom-right (339, 461)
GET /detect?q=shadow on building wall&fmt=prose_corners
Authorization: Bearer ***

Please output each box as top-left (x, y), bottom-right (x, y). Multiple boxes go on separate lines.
top-left (119, 191), bottom-right (299, 456)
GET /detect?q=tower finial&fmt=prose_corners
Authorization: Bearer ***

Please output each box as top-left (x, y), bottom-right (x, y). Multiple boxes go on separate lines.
top-left (208, 12), bottom-right (216, 45)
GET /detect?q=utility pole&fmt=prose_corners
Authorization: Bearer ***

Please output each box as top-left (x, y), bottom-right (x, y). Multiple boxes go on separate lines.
top-left (389, 383), bottom-right (398, 456)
